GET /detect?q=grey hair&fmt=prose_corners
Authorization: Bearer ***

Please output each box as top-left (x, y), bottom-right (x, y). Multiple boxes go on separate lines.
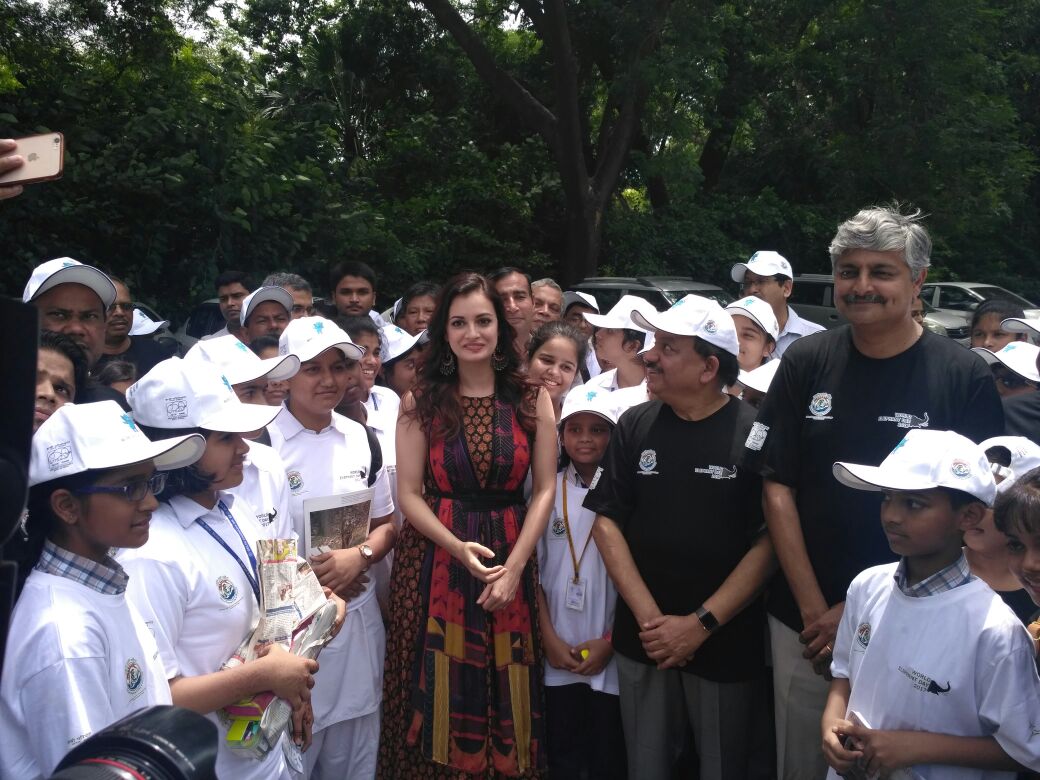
top-left (262, 271), bottom-right (312, 294)
top-left (828, 206), bottom-right (932, 277)
top-left (531, 278), bottom-right (563, 294)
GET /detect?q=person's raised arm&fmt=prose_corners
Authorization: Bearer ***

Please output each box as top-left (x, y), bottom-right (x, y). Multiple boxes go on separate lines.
top-left (479, 387), bottom-right (557, 611)
top-left (396, 392), bottom-right (504, 583)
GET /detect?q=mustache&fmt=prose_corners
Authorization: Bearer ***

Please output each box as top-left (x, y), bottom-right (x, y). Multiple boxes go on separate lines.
top-left (843, 294), bottom-right (885, 304)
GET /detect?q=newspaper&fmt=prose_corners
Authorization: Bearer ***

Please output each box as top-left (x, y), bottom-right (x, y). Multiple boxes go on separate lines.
top-left (840, 711), bottom-right (925, 780)
top-left (218, 538), bottom-right (339, 761)
top-left (303, 488), bottom-right (373, 558)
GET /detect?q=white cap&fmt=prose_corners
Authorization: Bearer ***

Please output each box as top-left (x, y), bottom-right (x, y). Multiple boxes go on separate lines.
top-left (979, 436), bottom-right (1040, 491)
top-left (972, 342), bottom-right (1040, 383)
top-left (186, 334), bottom-right (300, 385)
top-left (730, 250), bottom-right (794, 283)
top-left (23, 257), bottom-right (117, 308)
top-left (128, 357), bottom-right (282, 433)
top-left (726, 295), bottom-right (780, 340)
top-left (29, 401), bottom-right (205, 487)
top-left (279, 316), bottom-right (364, 362)
top-left (563, 291), bottom-right (599, 314)
top-left (383, 324), bottom-right (427, 363)
top-left (631, 294), bottom-right (740, 357)
top-left (560, 386), bottom-right (620, 427)
top-left (833, 429), bottom-right (996, 506)
top-left (240, 286), bottom-right (294, 326)
top-left (737, 359), bottom-right (781, 394)
top-left (1001, 317), bottom-right (1040, 339)
top-left (129, 308), bottom-right (169, 336)
top-left (582, 294), bottom-right (657, 331)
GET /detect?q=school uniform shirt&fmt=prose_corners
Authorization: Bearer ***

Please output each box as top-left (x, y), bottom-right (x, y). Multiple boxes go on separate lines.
top-left (118, 493), bottom-right (292, 780)
top-left (537, 468), bottom-right (619, 694)
top-left (830, 561), bottom-right (1040, 778)
top-left (0, 544), bottom-right (171, 780)
top-left (773, 305), bottom-right (825, 358)
top-left (268, 409), bottom-right (394, 729)
top-left (583, 397), bottom-right (767, 682)
top-left (743, 326), bottom-right (1004, 633)
top-left (229, 439), bottom-right (295, 541)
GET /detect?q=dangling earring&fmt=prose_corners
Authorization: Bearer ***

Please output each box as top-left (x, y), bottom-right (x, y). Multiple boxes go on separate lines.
top-left (439, 351), bottom-right (457, 376)
top-left (492, 348), bottom-right (508, 371)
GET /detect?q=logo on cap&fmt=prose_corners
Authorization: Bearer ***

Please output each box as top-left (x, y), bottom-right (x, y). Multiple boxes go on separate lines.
top-left (120, 413), bottom-right (138, 432)
top-left (46, 441), bottom-right (74, 471)
top-left (313, 321), bottom-right (324, 334)
top-left (165, 396), bottom-right (188, 420)
top-left (950, 460), bottom-right (972, 479)
top-left (221, 375), bottom-right (232, 392)
top-left (809, 392), bottom-right (833, 417)
top-left (125, 657), bottom-right (143, 695)
top-left (61, 261), bottom-right (75, 268)
top-left (235, 341), bottom-right (249, 352)
top-left (742, 297), bottom-right (757, 306)
top-left (216, 575), bottom-right (238, 603)
top-left (704, 320), bottom-right (718, 335)
top-left (586, 391), bottom-right (598, 401)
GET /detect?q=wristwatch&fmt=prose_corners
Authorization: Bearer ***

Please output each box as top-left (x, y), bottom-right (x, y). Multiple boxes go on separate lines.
top-left (358, 543), bottom-right (374, 571)
top-left (695, 605), bottom-right (719, 633)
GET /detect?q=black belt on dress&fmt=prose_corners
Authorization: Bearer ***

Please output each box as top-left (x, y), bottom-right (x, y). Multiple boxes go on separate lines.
top-left (425, 488), bottom-right (525, 511)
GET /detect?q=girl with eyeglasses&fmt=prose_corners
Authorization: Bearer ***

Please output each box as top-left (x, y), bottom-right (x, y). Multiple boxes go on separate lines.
top-left (0, 401), bottom-right (205, 779)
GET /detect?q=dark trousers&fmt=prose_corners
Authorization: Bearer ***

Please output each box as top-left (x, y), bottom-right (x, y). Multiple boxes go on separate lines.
top-left (545, 683), bottom-right (627, 780)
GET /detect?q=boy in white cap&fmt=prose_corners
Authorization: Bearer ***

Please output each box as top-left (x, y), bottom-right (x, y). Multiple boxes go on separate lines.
top-left (822, 429), bottom-right (1040, 777)
top-left (586, 295), bottom-right (775, 780)
top-left (270, 317), bottom-right (396, 779)
top-left (972, 341), bottom-right (1040, 399)
top-left (731, 250), bottom-right (824, 358)
top-left (571, 294), bottom-right (658, 397)
top-left (726, 295), bottom-right (780, 373)
top-left (0, 401), bottom-right (205, 779)
top-left (118, 358), bottom-right (327, 780)
top-left (562, 291), bottom-right (603, 381)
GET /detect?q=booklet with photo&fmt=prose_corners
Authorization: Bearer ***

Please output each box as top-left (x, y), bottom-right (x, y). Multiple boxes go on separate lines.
top-left (303, 488), bottom-right (374, 558)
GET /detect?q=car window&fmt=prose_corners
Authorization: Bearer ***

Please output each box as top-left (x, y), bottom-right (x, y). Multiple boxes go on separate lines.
top-left (187, 303), bottom-right (223, 339)
top-left (584, 288), bottom-right (621, 312)
top-left (663, 288), bottom-right (733, 307)
top-left (788, 282), bottom-right (828, 306)
top-left (937, 287), bottom-right (979, 311)
top-left (970, 286), bottom-right (1035, 308)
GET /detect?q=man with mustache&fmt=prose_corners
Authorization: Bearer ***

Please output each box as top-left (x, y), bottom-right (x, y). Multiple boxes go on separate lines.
top-left (742, 206), bottom-right (1004, 779)
top-left (96, 277), bottom-right (174, 377)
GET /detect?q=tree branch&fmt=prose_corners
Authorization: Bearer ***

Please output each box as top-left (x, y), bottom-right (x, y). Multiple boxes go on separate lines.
top-left (541, 0), bottom-right (589, 204)
top-left (417, 0), bottom-right (558, 148)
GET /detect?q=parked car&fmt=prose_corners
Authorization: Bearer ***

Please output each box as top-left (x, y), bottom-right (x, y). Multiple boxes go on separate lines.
top-left (572, 276), bottom-right (733, 313)
top-left (789, 274), bottom-right (970, 343)
top-left (170, 298), bottom-right (224, 353)
top-left (919, 282), bottom-right (1040, 320)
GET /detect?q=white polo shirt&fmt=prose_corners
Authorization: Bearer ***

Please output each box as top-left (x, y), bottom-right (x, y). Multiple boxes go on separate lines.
top-left (230, 440), bottom-right (295, 540)
top-left (268, 408), bottom-right (394, 729)
top-left (0, 570), bottom-right (171, 780)
top-left (119, 493), bottom-right (291, 780)
top-left (774, 305), bottom-right (825, 358)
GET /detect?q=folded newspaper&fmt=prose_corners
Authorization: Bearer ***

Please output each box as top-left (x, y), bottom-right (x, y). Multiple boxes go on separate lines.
top-left (218, 538), bottom-right (338, 760)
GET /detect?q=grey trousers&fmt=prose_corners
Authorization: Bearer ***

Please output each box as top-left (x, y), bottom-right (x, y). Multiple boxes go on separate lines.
top-left (615, 652), bottom-right (761, 780)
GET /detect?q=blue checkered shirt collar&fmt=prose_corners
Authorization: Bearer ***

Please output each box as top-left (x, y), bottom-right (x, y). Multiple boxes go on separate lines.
top-left (894, 553), bottom-right (974, 598)
top-left (35, 539), bottom-right (128, 595)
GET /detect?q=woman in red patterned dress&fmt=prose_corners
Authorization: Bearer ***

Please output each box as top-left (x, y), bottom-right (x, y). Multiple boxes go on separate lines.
top-left (378, 273), bottom-right (557, 778)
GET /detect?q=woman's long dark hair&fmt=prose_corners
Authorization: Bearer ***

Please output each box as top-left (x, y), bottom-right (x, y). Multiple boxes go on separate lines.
top-left (410, 272), bottom-right (535, 438)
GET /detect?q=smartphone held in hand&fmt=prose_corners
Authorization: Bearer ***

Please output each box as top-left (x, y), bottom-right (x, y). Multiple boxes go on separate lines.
top-left (0, 132), bottom-right (64, 186)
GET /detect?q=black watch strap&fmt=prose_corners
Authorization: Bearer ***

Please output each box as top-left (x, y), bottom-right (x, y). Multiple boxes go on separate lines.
top-left (695, 606), bottom-right (719, 633)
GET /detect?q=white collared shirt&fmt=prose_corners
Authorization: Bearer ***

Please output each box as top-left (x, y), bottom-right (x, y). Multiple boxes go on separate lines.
top-left (119, 493), bottom-right (291, 780)
top-left (229, 440), bottom-right (295, 540)
top-left (774, 305), bottom-right (825, 358)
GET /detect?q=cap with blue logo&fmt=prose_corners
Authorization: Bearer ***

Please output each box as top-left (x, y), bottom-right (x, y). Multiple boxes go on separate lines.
top-left (23, 257), bottom-right (117, 309)
top-left (730, 251), bottom-right (794, 284)
top-left (726, 296), bottom-right (780, 340)
top-left (631, 294), bottom-right (739, 357)
top-left (971, 341), bottom-right (1040, 383)
top-left (279, 316), bottom-right (364, 363)
top-left (186, 334), bottom-right (300, 385)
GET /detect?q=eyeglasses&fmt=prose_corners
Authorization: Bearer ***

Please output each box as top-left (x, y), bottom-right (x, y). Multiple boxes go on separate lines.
top-left (740, 275), bottom-right (784, 291)
top-left (73, 472), bottom-right (167, 502)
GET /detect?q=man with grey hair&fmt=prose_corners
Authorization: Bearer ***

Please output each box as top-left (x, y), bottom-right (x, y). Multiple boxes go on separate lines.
top-left (742, 205), bottom-right (1003, 779)
top-left (262, 271), bottom-right (315, 319)
top-left (531, 277), bottom-right (564, 325)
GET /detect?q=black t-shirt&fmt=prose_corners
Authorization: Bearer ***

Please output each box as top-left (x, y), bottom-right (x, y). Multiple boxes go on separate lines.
top-left (95, 336), bottom-right (175, 379)
top-left (742, 327), bottom-right (1004, 631)
top-left (1003, 391), bottom-right (1040, 445)
top-left (583, 397), bottom-right (766, 682)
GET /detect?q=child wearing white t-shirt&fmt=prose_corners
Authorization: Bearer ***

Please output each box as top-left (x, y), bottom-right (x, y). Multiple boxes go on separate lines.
top-left (0, 401), bottom-right (204, 780)
top-left (822, 429), bottom-right (1040, 778)
top-left (536, 391), bottom-right (626, 780)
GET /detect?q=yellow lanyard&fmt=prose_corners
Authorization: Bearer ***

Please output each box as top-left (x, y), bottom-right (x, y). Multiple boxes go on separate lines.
top-left (561, 471), bottom-right (594, 584)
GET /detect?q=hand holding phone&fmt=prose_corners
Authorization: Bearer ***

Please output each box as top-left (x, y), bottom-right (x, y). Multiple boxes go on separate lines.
top-left (0, 133), bottom-right (64, 190)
